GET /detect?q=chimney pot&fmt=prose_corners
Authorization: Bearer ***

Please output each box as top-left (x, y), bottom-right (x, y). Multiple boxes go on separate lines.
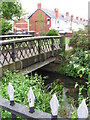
top-left (37, 3), bottom-right (41, 9)
top-left (71, 15), bottom-right (73, 22)
top-left (54, 8), bottom-right (59, 19)
top-left (80, 18), bottom-right (82, 21)
top-left (66, 12), bottom-right (69, 16)
top-left (76, 17), bottom-right (78, 20)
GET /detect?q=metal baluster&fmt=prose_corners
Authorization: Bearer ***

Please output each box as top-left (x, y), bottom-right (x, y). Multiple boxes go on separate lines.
top-left (38, 39), bottom-right (41, 61)
top-left (12, 42), bottom-right (15, 62)
top-left (51, 38), bottom-right (54, 56)
top-left (11, 113), bottom-right (16, 120)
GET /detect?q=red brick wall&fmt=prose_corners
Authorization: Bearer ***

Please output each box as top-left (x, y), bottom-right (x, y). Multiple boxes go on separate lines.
top-left (29, 9), bottom-right (51, 35)
top-left (13, 18), bottom-right (28, 33)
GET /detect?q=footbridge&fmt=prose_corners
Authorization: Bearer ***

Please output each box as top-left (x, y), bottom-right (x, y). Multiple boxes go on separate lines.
top-left (0, 36), bottom-right (65, 77)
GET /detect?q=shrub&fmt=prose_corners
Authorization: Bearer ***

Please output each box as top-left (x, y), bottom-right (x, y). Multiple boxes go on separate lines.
top-left (69, 29), bottom-right (90, 51)
top-left (46, 29), bottom-right (59, 36)
top-left (60, 50), bottom-right (90, 79)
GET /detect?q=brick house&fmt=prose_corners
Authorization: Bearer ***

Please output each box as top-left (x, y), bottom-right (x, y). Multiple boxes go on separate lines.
top-left (28, 3), bottom-right (51, 35)
top-left (28, 3), bottom-right (87, 36)
top-left (13, 18), bottom-right (28, 33)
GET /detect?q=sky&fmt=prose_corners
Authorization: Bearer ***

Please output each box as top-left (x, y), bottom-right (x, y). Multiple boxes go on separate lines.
top-left (20, 0), bottom-right (90, 20)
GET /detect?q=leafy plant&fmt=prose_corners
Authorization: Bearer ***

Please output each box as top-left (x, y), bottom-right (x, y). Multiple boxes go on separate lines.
top-left (46, 29), bottom-right (59, 36)
top-left (0, 70), bottom-right (64, 119)
top-left (60, 50), bottom-right (90, 79)
top-left (0, 19), bottom-right (12, 35)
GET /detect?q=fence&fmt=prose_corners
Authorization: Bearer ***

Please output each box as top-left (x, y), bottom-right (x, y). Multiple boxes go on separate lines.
top-left (0, 97), bottom-right (51, 120)
top-left (0, 82), bottom-right (89, 120)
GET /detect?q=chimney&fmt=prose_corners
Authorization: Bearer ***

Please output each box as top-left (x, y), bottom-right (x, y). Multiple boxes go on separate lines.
top-left (66, 12), bottom-right (69, 17)
top-left (80, 18), bottom-right (82, 21)
top-left (54, 8), bottom-right (59, 19)
top-left (76, 17), bottom-right (78, 20)
top-left (37, 3), bottom-right (41, 9)
top-left (71, 15), bottom-right (73, 22)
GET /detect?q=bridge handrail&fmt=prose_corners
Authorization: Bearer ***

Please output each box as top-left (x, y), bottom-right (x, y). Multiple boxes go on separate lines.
top-left (0, 36), bottom-right (63, 45)
top-left (0, 34), bottom-right (32, 40)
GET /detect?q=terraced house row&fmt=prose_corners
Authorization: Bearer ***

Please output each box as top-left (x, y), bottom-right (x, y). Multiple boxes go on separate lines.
top-left (13, 3), bottom-right (88, 35)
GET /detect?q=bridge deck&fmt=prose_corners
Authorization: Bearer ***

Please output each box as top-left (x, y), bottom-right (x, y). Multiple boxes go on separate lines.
top-left (21, 57), bottom-right (56, 75)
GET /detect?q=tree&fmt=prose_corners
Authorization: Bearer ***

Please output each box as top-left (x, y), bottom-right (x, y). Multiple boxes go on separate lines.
top-left (69, 29), bottom-right (90, 51)
top-left (0, 0), bottom-right (23, 35)
top-left (0, 0), bottom-right (22, 20)
top-left (0, 19), bottom-right (12, 35)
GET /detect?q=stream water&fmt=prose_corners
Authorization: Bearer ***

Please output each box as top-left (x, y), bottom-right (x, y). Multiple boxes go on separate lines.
top-left (31, 69), bottom-right (87, 107)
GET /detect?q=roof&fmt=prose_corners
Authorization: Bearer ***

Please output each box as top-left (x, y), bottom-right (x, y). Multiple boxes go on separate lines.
top-left (28, 8), bottom-right (65, 20)
top-left (28, 8), bottom-right (87, 25)
top-left (28, 8), bottom-right (76, 23)
top-left (41, 8), bottom-right (55, 18)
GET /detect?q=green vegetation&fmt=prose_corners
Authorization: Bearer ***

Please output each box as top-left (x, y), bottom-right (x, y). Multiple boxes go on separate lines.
top-left (65, 38), bottom-right (70, 44)
top-left (60, 50), bottom-right (90, 79)
top-left (0, 19), bottom-right (12, 35)
top-left (60, 29), bottom-right (90, 80)
top-left (46, 29), bottom-right (59, 36)
top-left (69, 29), bottom-right (89, 51)
top-left (1, 1), bottom-right (22, 20)
top-left (59, 29), bottom-right (90, 114)
top-left (0, 0), bottom-right (22, 35)
top-left (0, 70), bottom-right (63, 119)
top-left (0, 70), bottom-right (79, 119)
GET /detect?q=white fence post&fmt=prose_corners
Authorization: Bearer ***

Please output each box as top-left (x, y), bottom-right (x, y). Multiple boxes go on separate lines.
top-left (8, 82), bottom-right (15, 106)
top-left (77, 99), bottom-right (88, 118)
top-left (27, 87), bottom-right (35, 113)
top-left (50, 93), bottom-right (59, 119)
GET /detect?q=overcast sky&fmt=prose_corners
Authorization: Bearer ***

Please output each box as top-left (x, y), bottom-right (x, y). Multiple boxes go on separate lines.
top-left (20, 0), bottom-right (90, 20)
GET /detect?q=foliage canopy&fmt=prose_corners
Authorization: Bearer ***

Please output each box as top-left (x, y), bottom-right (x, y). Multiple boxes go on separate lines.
top-left (0, 0), bottom-right (22, 20)
top-left (0, 19), bottom-right (12, 35)
top-left (0, 0), bottom-right (23, 34)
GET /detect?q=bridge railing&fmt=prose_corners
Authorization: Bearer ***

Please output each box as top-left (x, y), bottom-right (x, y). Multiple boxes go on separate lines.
top-left (0, 36), bottom-right (64, 68)
top-left (0, 34), bottom-right (32, 40)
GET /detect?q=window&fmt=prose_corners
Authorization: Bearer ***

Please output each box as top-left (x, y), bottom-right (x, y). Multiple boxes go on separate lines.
top-left (57, 20), bottom-right (59, 23)
top-left (47, 18), bottom-right (50, 25)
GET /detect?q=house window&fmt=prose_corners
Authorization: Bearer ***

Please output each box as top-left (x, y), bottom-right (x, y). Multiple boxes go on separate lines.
top-left (47, 18), bottom-right (50, 25)
top-left (62, 15), bottom-right (64, 18)
top-left (57, 20), bottom-right (59, 23)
